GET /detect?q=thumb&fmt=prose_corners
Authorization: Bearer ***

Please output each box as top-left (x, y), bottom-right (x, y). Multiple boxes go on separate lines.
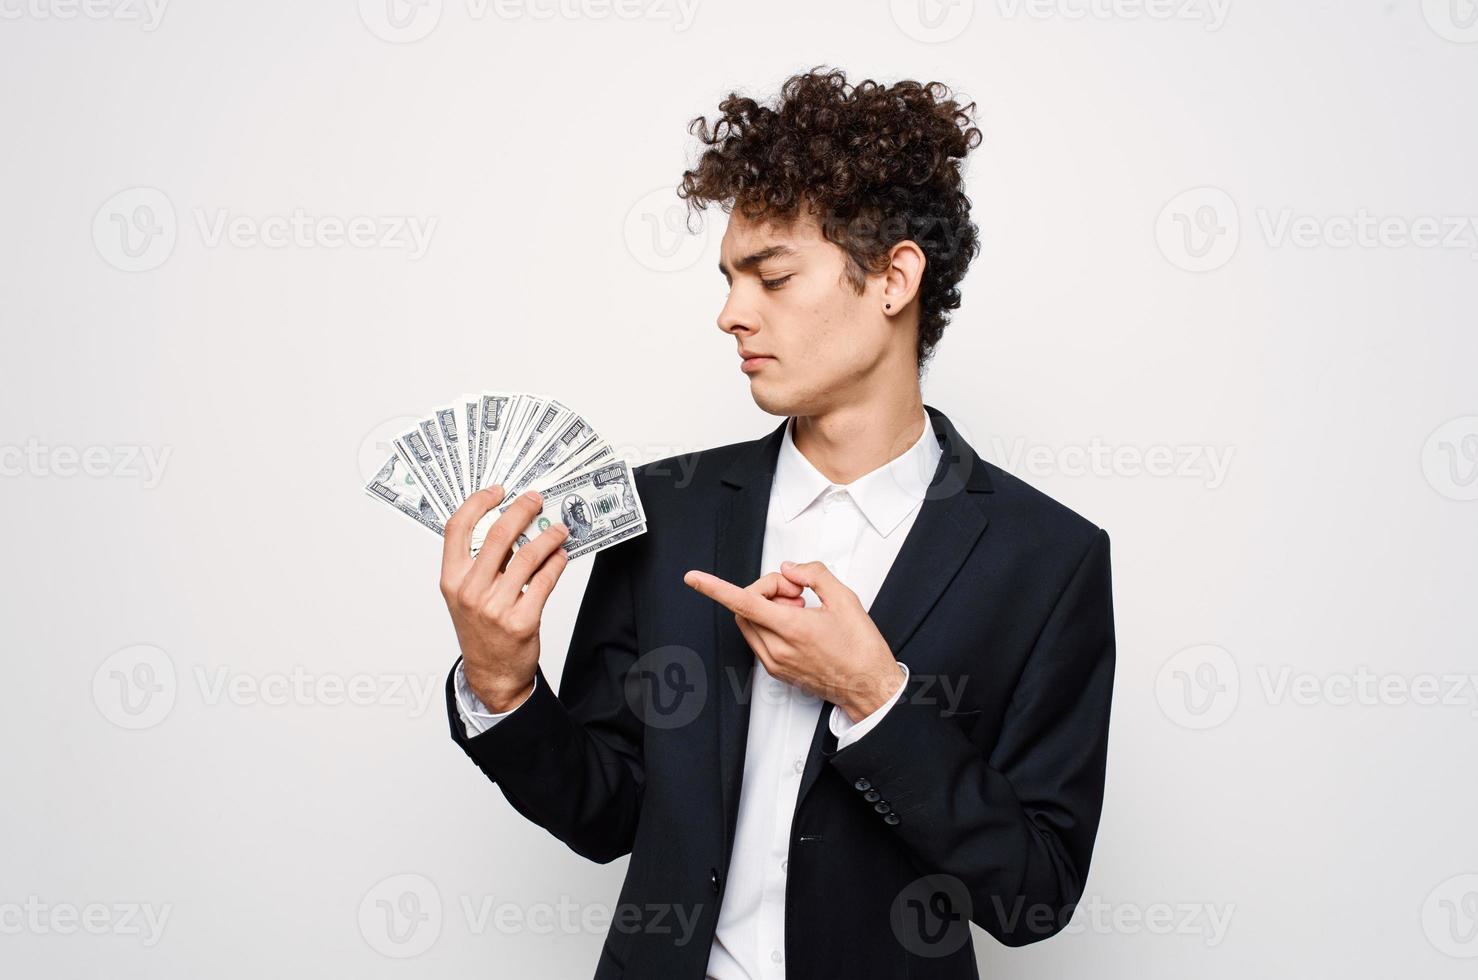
top-left (780, 560), bottom-right (853, 607)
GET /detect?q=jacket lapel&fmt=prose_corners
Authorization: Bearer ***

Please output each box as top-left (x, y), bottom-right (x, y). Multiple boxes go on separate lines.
top-left (792, 405), bottom-right (994, 811)
top-left (710, 405), bottom-right (995, 860)
top-left (713, 416), bottom-right (788, 867)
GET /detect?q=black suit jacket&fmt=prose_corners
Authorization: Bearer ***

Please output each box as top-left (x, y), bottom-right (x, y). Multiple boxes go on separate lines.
top-left (446, 404), bottom-right (1116, 979)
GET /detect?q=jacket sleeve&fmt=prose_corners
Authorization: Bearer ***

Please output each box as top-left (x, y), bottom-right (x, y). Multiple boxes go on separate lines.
top-left (824, 528), bottom-right (1116, 946)
top-left (444, 537), bottom-right (646, 864)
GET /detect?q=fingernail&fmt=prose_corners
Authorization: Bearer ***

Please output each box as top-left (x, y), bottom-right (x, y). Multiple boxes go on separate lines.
top-left (781, 560), bottom-right (793, 569)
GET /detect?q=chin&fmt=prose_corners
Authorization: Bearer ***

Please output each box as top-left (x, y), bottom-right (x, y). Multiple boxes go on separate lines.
top-left (748, 380), bottom-right (817, 419)
top-left (747, 383), bottom-right (793, 418)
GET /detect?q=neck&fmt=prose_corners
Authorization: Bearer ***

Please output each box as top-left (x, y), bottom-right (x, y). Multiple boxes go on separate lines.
top-left (790, 386), bottom-right (927, 486)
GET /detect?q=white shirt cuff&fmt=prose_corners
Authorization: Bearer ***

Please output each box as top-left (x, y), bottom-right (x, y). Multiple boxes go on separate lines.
top-left (829, 661), bottom-right (909, 751)
top-left (454, 660), bottom-right (536, 739)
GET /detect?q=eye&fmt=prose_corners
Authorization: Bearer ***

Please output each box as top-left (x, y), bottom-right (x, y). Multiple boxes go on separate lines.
top-left (761, 275), bottom-right (793, 291)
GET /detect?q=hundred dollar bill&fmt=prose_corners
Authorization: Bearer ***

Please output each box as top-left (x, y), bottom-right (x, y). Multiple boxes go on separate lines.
top-left (502, 413), bottom-right (599, 500)
top-left (459, 394), bottom-right (480, 497)
top-left (394, 427), bottom-right (458, 520)
top-left (474, 393), bottom-right (512, 491)
top-left (431, 409), bottom-right (469, 503)
top-left (486, 395), bottom-right (536, 490)
top-left (364, 453), bottom-right (445, 535)
top-left (497, 398), bottom-right (565, 490)
top-left (469, 458), bottom-right (647, 560)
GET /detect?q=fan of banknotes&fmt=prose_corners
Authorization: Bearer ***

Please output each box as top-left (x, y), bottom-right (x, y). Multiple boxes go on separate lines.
top-left (363, 393), bottom-right (647, 560)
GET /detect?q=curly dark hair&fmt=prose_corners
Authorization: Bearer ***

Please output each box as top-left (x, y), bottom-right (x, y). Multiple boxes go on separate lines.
top-left (678, 66), bottom-right (983, 375)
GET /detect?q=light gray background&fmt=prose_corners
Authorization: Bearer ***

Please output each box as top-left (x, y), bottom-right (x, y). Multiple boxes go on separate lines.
top-left (2, 1), bottom-right (1476, 976)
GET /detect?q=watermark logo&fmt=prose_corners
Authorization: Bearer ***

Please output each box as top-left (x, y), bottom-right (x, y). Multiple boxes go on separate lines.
top-left (991, 0), bottom-right (1230, 31)
top-left (1156, 644), bottom-right (1239, 730)
top-left (890, 0), bottom-right (975, 43)
top-left (1158, 187), bottom-right (1478, 269)
top-left (359, 415), bottom-right (425, 484)
top-left (1421, 416), bottom-right (1478, 501)
top-left (1423, 0), bottom-right (1478, 43)
top-left (92, 189), bottom-right (437, 271)
top-left (623, 188), bottom-right (708, 273)
top-left (0, 439), bottom-right (172, 487)
top-left (358, 0), bottom-right (443, 42)
top-left (891, 875), bottom-right (973, 957)
top-left (989, 436), bottom-right (1234, 489)
top-left (1160, 648), bottom-right (1478, 728)
top-left (0, 0), bottom-right (169, 30)
top-left (93, 187), bottom-right (177, 273)
top-left (359, 873), bottom-right (442, 958)
top-left (0, 898), bottom-right (173, 946)
top-left (1422, 873), bottom-right (1478, 957)
top-left (92, 648), bottom-right (440, 728)
top-left (625, 645), bottom-right (707, 730)
top-left (92, 644), bottom-right (177, 731)
top-left (358, 0), bottom-right (698, 40)
top-left (1156, 186), bottom-right (1240, 272)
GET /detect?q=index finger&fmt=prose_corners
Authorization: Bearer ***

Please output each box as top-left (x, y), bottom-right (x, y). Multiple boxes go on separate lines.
top-left (683, 568), bottom-right (793, 631)
top-left (442, 485), bottom-right (507, 582)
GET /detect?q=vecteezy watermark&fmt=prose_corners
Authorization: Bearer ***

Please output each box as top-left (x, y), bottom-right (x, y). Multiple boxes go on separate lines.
top-left (889, 875), bottom-right (1234, 952)
top-left (0, 897), bottom-right (173, 947)
top-left (990, 0), bottom-right (1230, 30)
top-left (989, 437), bottom-right (1235, 489)
top-left (986, 894), bottom-right (1234, 945)
top-left (360, 874), bottom-right (442, 958)
top-left (93, 645), bottom-right (178, 731)
top-left (91, 645), bottom-right (441, 729)
top-left (1423, 873), bottom-right (1478, 958)
top-left (623, 187), bottom-right (710, 273)
top-left (92, 187), bottom-right (177, 272)
top-left (359, 415), bottom-right (426, 485)
top-left (1156, 644), bottom-right (1240, 730)
top-left (358, 0), bottom-right (699, 42)
top-left (1421, 416), bottom-right (1478, 502)
top-left (889, 0), bottom-right (974, 43)
top-left (358, 873), bottom-right (706, 958)
top-left (891, 874), bottom-right (973, 957)
top-left (1422, 0), bottom-right (1478, 43)
top-left (1157, 186), bottom-right (1478, 271)
top-left (1155, 187), bottom-right (1240, 272)
top-left (626, 645), bottom-right (708, 731)
top-left (192, 666), bottom-right (439, 716)
top-left (0, 439), bottom-right (172, 488)
top-left (889, 0), bottom-right (1229, 43)
top-left (1157, 645), bottom-right (1478, 729)
top-left (1256, 666), bottom-right (1478, 715)
top-left (0, 0), bottom-right (169, 30)
top-left (92, 187), bottom-right (438, 272)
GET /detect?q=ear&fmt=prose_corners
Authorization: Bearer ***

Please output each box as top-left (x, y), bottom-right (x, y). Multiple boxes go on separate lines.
top-left (881, 239), bottom-right (927, 316)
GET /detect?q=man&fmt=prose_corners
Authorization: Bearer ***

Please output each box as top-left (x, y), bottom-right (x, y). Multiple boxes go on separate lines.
top-left (439, 67), bottom-right (1115, 979)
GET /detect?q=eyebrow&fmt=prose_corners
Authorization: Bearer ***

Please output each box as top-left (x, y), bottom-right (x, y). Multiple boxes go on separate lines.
top-left (718, 245), bottom-right (796, 280)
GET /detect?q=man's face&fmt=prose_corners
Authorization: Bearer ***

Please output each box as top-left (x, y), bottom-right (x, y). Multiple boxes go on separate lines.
top-left (716, 208), bottom-right (897, 417)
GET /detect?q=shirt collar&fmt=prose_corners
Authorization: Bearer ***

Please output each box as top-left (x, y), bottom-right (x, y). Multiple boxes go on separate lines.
top-left (773, 408), bottom-right (942, 537)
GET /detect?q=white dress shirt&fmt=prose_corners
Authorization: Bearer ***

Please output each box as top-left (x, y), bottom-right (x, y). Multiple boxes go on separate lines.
top-left (454, 408), bottom-right (942, 980)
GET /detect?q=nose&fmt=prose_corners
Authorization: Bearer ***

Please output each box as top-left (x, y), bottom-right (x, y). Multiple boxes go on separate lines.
top-left (716, 287), bottom-right (754, 338)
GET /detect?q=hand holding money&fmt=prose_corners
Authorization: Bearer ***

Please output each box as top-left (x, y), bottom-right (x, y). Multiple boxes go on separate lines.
top-left (364, 392), bottom-right (648, 710)
top-left (363, 392), bottom-right (647, 559)
top-left (440, 485), bottom-right (568, 712)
